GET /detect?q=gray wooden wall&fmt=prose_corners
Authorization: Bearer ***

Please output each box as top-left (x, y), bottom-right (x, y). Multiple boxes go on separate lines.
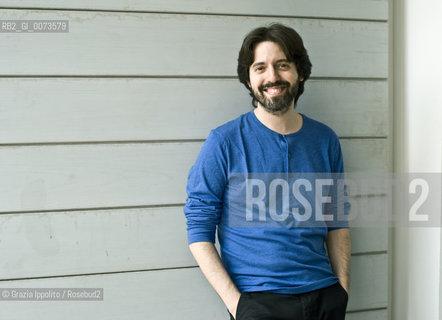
top-left (0, 1), bottom-right (389, 319)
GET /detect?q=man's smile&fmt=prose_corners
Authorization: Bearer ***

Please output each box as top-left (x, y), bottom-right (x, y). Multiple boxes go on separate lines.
top-left (259, 81), bottom-right (290, 98)
top-left (263, 85), bottom-right (287, 96)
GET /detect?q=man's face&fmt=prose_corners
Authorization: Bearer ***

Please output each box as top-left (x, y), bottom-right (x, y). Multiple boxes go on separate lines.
top-left (248, 41), bottom-right (301, 114)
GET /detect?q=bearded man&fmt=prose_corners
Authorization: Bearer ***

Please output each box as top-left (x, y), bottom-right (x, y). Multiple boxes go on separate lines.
top-left (184, 23), bottom-right (351, 320)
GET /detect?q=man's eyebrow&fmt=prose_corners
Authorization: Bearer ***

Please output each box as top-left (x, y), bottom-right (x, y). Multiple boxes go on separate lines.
top-left (275, 59), bottom-right (291, 64)
top-left (251, 59), bottom-right (291, 68)
top-left (251, 62), bottom-right (265, 68)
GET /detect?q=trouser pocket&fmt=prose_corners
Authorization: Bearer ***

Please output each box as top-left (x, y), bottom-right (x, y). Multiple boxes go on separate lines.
top-left (234, 292), bottom-right (249, 320)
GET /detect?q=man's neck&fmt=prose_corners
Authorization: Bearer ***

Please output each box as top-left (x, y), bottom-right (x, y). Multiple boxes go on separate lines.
top-left (253, 105), bottom-right (303, 135)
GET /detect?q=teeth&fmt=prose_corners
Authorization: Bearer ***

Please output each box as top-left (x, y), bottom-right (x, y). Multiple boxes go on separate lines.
top-left (267, 87), bottom-right (283, 94)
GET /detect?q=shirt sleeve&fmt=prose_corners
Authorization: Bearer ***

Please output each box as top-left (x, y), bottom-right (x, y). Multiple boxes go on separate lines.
top-left (184, 130), bottom-right (228, 244)
top-left (325, 137), bottom-right (351, 231)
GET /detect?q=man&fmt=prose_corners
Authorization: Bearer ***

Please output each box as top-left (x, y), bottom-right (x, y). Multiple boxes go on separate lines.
top-left (184, 23), bottom-right (351, 320)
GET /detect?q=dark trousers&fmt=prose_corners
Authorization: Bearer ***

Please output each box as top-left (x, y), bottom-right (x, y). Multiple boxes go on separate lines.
top-left (230, 282), bottom-right (348, 320)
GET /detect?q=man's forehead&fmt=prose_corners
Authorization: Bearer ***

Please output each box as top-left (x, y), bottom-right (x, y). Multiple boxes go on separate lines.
top-left (252, 41), bottom-right (289, 62)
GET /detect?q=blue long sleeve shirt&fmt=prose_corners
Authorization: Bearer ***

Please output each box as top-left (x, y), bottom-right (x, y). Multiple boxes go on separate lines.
top-left (184, 110), bottom-right (350, 294)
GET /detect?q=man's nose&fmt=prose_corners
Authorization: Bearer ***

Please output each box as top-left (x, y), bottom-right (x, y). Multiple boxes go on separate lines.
top-left (266, 66), bottom-right (280, 82)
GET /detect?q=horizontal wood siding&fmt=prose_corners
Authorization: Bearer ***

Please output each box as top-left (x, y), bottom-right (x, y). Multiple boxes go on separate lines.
top-left (0, 79), bottom-right (387, 144)
top-left (0, 3), bottom-right (389, 319)
top-left (0, 140), bottom-right (388, 213)
top-left (347, 309), bottom-right (388, 320)
top-left (0, 203), bottom-right (387, 280)
top-left (0, 254), bottom-right (387, 319)
top-left (0, 0), bottom-right (388, 20)
top-left (0, 11), bottom-right (388, 78)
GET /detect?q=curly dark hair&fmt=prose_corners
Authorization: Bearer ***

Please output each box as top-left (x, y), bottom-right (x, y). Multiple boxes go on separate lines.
top-left (237, 23), bottom-right (312, 107)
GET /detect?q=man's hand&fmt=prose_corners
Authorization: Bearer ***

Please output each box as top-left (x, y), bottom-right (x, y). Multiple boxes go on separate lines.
top-left (189, 242), bottom-right (241, 317)
top-left (227, 292), bottom-right (241, 319)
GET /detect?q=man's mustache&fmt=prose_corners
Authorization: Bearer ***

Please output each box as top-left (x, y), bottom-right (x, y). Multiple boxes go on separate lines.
top-left (259, 81), bottom-right (290, 91)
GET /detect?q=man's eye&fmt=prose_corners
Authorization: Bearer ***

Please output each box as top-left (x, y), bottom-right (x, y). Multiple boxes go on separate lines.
top-left (279, 63), bottom-right (289, 69)
top-left (255, 66), bottom-right (264, 72)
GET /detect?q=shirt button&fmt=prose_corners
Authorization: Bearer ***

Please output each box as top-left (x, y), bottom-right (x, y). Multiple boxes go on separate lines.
top-left (288, 152), bottom-right (291, 158)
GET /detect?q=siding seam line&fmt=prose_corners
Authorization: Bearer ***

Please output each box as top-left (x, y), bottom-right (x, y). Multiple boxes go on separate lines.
top-left (0, 75), bottom-right (388, 81)
top-left (0, 137), bottom-right (388, 147)
top-left (0, 7), bottom-right (388, 23)
top-left (346, 307), bottom-right (388, 314)
top-left (0, 253), bottom-right (387, 282)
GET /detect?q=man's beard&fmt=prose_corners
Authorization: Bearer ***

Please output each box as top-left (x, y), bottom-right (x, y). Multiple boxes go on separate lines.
top-left (252, 80), bottom-right (299, 115)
